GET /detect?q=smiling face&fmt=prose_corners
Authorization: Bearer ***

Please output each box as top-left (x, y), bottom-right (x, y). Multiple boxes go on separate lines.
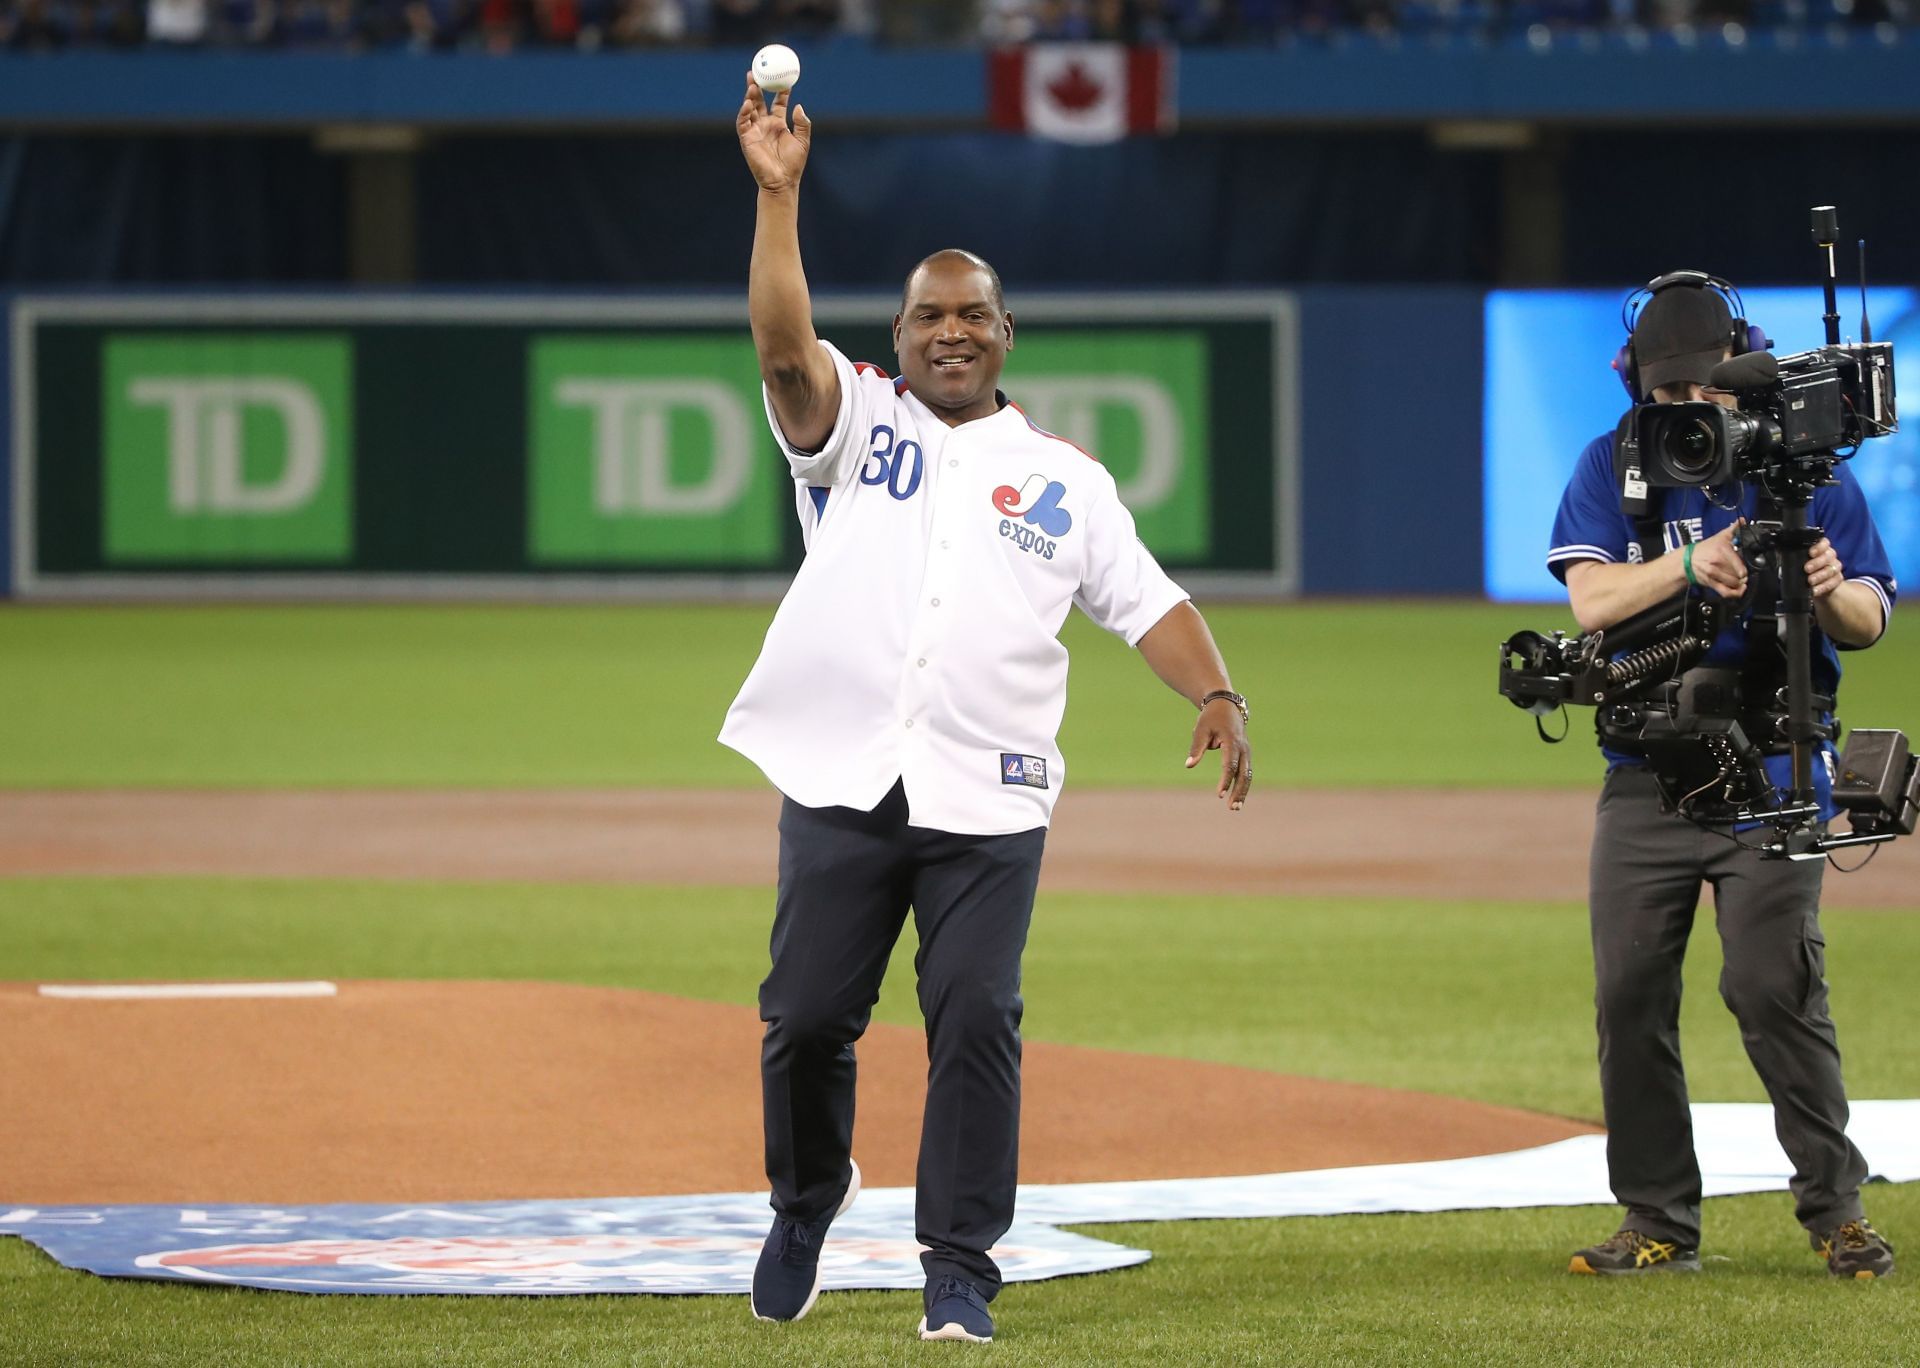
top-left (893, 252), bottom-right (1014, 426)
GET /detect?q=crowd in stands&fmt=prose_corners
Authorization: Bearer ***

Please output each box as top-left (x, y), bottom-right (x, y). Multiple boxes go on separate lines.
top-left (2, 0), bottom-right (1909, 52)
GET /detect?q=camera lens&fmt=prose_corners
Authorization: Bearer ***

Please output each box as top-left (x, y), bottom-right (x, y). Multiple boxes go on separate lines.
top-left (1660, 417), bottom-right (1719, 478)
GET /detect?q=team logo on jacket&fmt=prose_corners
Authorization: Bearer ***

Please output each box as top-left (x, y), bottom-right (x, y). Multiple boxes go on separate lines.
top-left (992, 476), bottom-right (1073, 536)
top-left (993, 475), bottom-right (1072, 560)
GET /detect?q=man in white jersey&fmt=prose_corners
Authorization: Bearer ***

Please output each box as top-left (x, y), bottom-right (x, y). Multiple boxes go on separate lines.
top-left (721, 75), bottom-right (1252, 1345)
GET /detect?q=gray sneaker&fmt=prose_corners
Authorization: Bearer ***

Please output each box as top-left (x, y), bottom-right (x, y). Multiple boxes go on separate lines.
top-left (1569, 1229), bottom-right (1700, 1275)
top-left (1813, 1219), bottom-right (1895, 1281)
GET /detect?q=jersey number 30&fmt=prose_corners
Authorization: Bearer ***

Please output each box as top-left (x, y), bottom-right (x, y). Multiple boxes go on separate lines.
top-left (861, 425), bottom-right (924, 501)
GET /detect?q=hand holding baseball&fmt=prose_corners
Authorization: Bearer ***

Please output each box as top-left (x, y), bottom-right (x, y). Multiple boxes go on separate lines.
top-left (736, 76), bottom-right (812, 196)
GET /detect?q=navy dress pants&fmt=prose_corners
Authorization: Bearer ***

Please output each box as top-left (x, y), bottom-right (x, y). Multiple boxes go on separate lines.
top-left (759, 781), bottom-right (1046, 1301)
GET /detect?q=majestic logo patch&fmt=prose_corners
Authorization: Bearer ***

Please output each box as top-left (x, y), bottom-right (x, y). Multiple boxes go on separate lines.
top-left (992, 476), bottom-right (1073, 537)
top-left (1001, 754), bottom-right (1050, 789)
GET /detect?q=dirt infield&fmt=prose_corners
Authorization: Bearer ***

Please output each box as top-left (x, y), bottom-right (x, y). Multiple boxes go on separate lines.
top-left (0, 980), bottom-right (1597, 1206)
top-left (2, 784), bottom-right (1904, 1206)
top-left (3, 786), bottom-right (1916, 905)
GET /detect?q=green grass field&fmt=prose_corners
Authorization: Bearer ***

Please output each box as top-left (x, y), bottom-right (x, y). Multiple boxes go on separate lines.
top-left (1, 603), bottom-right (1914, 1365)
top-left (19, 598), bottom-right (1919, 789)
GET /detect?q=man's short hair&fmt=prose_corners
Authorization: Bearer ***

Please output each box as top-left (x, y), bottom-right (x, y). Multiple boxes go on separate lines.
top-left (900, 249), bottom-right (1006, 316)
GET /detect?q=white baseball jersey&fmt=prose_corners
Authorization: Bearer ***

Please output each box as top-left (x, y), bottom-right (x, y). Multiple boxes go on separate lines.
top-left (719, 340), bottom-right (1190, 836)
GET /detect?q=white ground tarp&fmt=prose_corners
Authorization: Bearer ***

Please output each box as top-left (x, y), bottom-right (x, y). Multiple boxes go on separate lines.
top-left (4, 1101), bottom-right (1913, 1295)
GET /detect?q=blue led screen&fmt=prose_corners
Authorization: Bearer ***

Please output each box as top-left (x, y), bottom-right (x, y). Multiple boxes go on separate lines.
top-left (1483, 287), bottom-right (1920, 603)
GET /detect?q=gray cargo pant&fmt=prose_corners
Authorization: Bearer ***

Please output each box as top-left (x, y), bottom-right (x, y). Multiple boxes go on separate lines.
top-left (1589, 764), bottom-right (1868, 1246)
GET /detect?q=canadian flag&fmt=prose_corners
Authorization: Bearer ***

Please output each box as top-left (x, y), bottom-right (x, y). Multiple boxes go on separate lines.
top-left (988, 44), bottom-right (1177, 145)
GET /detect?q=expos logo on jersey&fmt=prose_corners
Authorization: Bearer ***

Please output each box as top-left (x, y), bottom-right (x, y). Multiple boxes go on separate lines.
top-left (993, 475), bottom-right (1072, 560)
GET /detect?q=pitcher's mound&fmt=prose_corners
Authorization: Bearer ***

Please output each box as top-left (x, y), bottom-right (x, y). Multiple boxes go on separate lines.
top-left (0, 980), bottom-right (1596, 1205)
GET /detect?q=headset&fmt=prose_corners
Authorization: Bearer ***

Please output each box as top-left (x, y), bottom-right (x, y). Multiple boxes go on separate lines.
top-left (1613, 269), bottom-right (1770, 403)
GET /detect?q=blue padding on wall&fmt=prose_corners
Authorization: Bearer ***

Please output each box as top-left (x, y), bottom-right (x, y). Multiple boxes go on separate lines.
top-left (2, 41), bottom-right (1918, 125)
top-left (1297, 288), bottom-right (1484, 596)
top-left (0, 292), bottom-right (12, 598)
top-left (416, 131), bottom-right (1495, 288)
top-left (0, 50), bottom-right (985, 125)
top-left (1178, 38), bottom-right (1920, 121)
top-left (0, 137), bottom-right (348, 284)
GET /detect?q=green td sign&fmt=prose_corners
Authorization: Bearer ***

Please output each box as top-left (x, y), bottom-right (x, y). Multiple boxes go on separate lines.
top-left (102, 335), bottom-right (354, 563)
top-left (528, 336), bottom-right (782, 566)
top-left (1004, 331), bottom-right (1211, 559)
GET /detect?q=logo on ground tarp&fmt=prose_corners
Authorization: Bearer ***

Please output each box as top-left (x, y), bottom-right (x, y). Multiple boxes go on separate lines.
top-left (139, 1234), bottom-right (935, 1291)
top-left (102, 335), bottom-right (354, 563)
top-left (0, 1199), bottom-right (1148, 1296)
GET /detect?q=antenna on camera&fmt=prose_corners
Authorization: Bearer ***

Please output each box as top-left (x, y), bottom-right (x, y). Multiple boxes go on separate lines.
top-left (1858, 239), bottom-right (1873, 345)
top-left (1811, 206), bottom-right (1841, 346)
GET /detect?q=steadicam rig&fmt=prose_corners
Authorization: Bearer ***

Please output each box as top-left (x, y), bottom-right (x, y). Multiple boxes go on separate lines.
top-left (1500, 206), bottom-right (1916, 863)
top-left (1500, 585), bottom-right (1918, 859)
top-left (1500, 590), bottom-right (1741, 720)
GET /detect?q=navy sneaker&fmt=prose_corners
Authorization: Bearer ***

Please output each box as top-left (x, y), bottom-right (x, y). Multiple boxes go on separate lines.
top-left (750, 1158), bottom-right (861, 1323)
top-left (918, 1275), bottom-right (994, 1343)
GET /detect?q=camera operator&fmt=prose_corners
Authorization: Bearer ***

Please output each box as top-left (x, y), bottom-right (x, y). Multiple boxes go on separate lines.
top-left (1546, 273), bottom-right (1898, 1280)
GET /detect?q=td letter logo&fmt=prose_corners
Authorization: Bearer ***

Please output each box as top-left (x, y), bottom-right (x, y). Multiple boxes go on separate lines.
top-left (529, 337), bottom-right (780, 566)
top-left (103, 335), bottom-right (354, 563)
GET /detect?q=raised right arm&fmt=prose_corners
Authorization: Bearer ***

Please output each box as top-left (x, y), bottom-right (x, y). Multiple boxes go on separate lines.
top-left (737, 76), bottom-right (839, 454)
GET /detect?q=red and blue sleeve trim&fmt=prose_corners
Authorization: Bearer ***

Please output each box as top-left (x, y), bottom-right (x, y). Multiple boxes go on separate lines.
top-left (1008, 401), bottom-right (1100, 462)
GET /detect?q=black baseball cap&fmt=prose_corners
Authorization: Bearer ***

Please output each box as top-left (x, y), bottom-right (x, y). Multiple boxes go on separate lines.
top-left (1634, 283), bottom-right (1735, 392)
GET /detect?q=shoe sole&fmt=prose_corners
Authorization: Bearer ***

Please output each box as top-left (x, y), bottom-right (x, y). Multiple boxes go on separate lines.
top-left (1569, 1255), bottom-right (1700, 1276)
top-left (918, 1316), bottom-right (991, 1343)
top-left (751, 1158), bottom-right (862, 1324)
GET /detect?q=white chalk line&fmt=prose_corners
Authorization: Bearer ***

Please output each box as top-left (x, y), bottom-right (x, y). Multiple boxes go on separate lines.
top-left (36, 981), bottom-right (339, 1000)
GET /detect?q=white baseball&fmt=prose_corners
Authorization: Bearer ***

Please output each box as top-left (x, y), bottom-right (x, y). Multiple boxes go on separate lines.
top-left (752, 44), bottom-right (801, 95)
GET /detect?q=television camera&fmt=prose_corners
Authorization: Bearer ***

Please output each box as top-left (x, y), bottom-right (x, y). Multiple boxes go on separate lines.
top-left (1499, 207), bottom-right (1917, 861)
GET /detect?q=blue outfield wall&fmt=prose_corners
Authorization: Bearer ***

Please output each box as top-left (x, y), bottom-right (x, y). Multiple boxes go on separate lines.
top-left (1298, 288), bottom-right (1485, 596)
top-left (3, 39), bottom-right (1920, 126)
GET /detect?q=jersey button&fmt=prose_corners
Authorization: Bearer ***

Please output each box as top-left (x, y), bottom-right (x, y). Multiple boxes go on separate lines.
top-left (917, 658), bottom-right (927, 668)
top-left (948, 460), bottom-right (958, 468)
top-left (931, 598), bottom-right (941, 607)
top-left (904, 719), bottom-right (915, 729)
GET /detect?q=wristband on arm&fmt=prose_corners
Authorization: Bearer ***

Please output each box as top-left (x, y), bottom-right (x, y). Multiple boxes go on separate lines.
top-left (1683, 541), bottom-right (1698, 588)
top-left (1201, 690), bottom-right (1249, 724)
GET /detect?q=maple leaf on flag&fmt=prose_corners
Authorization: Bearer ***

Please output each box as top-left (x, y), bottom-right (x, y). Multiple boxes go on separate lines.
top-left (988, 45), bottom-right (1174, 143)
top-left (1045, 62), bottom-right (1104, 112)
